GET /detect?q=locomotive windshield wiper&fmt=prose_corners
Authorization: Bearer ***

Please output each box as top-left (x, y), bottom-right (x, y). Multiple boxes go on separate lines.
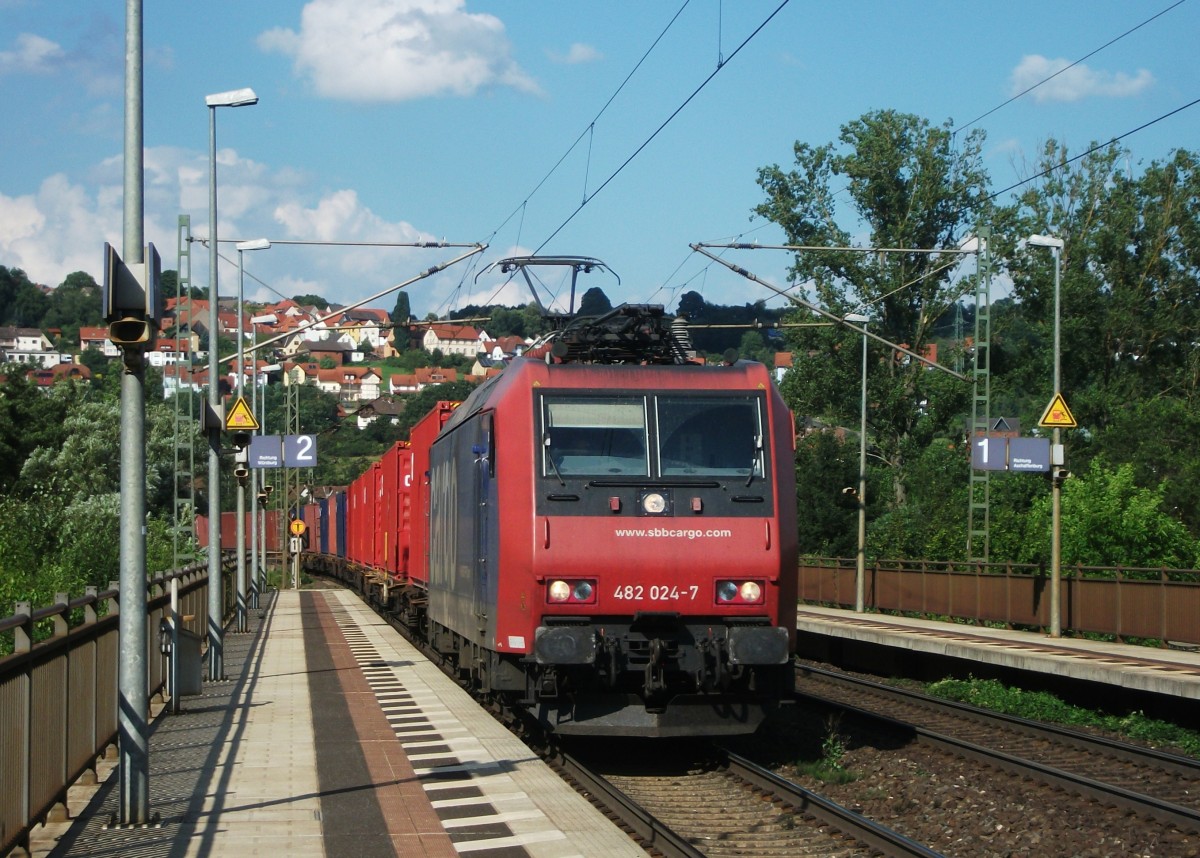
top-left (746, 434), bottom-right (764, 487)
top-left (543, 434), bottom-right (566, 486)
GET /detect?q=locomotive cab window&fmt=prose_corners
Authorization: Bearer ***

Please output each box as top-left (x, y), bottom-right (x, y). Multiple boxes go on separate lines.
top-left (657, 395), bottom-right (765, 478)
top-left (542, 397), bottom-right (649, 476)
top-left (539, 392), bottom-right (767, 481)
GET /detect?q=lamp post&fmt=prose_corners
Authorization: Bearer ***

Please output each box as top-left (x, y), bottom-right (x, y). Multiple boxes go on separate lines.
top-left (206, 87), bottom-right (257, 678)
top-left (234, 240), bottom-right (270, 632)
top-left (1028, 233), bottom-right (1064, 638)
top-left (844, 313), bottom-right (870, 613)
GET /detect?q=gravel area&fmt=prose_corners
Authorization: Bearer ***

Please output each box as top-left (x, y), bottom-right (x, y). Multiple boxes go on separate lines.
top-left (729, 700), bottom-right (1199, 857)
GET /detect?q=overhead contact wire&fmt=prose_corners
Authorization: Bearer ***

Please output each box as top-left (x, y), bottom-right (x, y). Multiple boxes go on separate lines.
top-left (532, 0), bottom-right (792, 255)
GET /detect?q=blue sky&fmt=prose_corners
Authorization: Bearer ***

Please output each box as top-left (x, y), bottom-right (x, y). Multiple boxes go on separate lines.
top-left (1, 0), bottom-right (1196, 318)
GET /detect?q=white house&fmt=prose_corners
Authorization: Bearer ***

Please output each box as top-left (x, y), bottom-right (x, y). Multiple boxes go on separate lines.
top-left (79, 326), bottom-right (122, 358)
top-left (422, 324), bottom-right (489, 357)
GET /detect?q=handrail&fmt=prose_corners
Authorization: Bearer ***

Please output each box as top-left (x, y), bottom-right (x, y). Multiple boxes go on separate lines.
top-left (0, 554), bottom-right (234, 858)
top-left (798, 557), bottom-right (1200, 645)
top-left (801, 555), bottom-right (1200, 581)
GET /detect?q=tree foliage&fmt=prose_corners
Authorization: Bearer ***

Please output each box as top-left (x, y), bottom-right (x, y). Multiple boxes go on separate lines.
top-left (673, 290), bottom-right (786, 358)
top-left (0, 265), bottom-right (50, 327)
top-left (1018, 459), bottom-right (1198, 569)
top-left (577, 287), bottom-right (613, 317)
top-left (763, 112), bottom-right (1200, 566)
top-left (391, 290), bottom-right (412, 325)
top-left (0, 372), bottom-right (182, 625)
top-left (291, 293), bottom-right (329, 310)
top-left (43, 271), bottom-right (102, 347)
top-left (758, 110), bottom-right (990, 509)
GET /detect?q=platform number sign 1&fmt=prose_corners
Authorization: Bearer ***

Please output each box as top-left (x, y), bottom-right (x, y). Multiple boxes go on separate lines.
top-left (284, 434), bottom-right (318, 468)
top-left (972, 436), bottom-right (1007, 471)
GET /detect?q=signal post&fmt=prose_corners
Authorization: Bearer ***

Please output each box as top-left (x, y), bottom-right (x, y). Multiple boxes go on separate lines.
top-left (225, 396), bottom-right (259, 632)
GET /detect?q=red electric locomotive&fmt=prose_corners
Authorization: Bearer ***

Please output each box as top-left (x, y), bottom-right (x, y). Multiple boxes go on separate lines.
top-left (393, 304), bottom-right (798, 737)
top-left (313, 299), bottom-right (798, 737)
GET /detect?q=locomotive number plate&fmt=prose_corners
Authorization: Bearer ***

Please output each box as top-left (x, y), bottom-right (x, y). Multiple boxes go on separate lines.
top-left (612, 584), bottom-right (699, 601)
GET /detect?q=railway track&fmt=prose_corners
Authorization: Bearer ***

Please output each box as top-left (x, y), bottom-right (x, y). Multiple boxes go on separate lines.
top-left (336, 572), bottom-right (1199, 854)
top-left (555, 741), bottom-right (941, 857)
top-left (795, 663), bottom-right (1200, 836)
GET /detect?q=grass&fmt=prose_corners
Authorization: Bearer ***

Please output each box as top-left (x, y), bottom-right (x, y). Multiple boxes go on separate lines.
top-left (926, 676), bottom-right (1200, 757)
top-left (793, 714), bottom-right (860, 784)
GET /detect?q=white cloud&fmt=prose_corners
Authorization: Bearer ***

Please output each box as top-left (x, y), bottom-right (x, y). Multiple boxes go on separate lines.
top-left (0, 144), bottom-right (461, 311)
top-left (1010, 55), bottom-right (1154, 103)
top-left (258, 0), bottom-right (540, 102)
top-left (275, 189), bottom-right (424, 244)
top-left (548, 42), bottom-right (601, 65)
top-left (0, 33), bottom-right (65, 75)
top-left (271, 189), bottom-right (475, 309)
top-left (0, 174), bottom-right (116, 286)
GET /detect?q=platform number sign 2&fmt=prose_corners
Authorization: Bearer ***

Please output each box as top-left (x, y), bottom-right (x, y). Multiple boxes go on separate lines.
top-left (284, 434), bottom-right (318, 468)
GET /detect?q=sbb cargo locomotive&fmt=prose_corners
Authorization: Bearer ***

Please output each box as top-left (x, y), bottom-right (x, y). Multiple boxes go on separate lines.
top-left (305, 303), bottom-right (798, 737)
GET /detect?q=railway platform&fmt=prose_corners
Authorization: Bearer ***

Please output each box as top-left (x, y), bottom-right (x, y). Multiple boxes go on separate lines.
top-left (795, 605), bottom-right (1200, 711)
top-left (27, 589), bottom-right (646, 858)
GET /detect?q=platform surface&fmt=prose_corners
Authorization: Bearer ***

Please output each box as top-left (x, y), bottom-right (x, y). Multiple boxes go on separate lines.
top-left (31, 589), bottom-right (648, 858)
top-left (796, 605), bottom-right (1200, 700)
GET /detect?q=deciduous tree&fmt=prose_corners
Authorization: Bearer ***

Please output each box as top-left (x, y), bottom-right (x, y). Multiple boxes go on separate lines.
top-left (757, 110), bottom-right (991, 510)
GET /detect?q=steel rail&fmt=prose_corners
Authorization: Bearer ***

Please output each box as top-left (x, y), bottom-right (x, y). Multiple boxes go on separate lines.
top-left (552, 750), bottom-right (706, 858)
top-left (720, 749), bottom-right (944, 858)
top-left (798, 665), bottom-right (1200, 834)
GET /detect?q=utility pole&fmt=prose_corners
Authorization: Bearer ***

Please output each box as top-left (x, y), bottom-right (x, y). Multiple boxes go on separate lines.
top-left (109, 0), bottom-right (159, 825)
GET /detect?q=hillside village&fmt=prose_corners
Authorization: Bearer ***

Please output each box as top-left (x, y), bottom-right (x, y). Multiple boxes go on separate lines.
top-left (1, 278), bottom-right (801, 423)
top-left (0, 294), bottom-right (544, 426)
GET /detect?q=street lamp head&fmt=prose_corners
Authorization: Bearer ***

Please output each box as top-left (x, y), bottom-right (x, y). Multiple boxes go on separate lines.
top-left (206, 88), bottom-right (258, 108)
top-left (843, 313), bottom-right (868, 324)
top-left (1027, 234), bottom-right (1064, 250)
top-left (251, 313), bottom-right (278, 326)
top-left (237, 238), bottom-right (271, 252)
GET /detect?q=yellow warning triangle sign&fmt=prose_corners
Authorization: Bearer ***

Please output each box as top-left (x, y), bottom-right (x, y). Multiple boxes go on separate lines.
top-left (224, 396), bottom-right (260, 431)
top-left (1038, 393), bottom-right (1077, 429)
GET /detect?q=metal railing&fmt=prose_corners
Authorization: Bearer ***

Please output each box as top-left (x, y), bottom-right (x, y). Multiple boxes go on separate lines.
top-left (799, 557), bottom-right (1200, 645)
top-left (0, 558), bottom-right (229, 857)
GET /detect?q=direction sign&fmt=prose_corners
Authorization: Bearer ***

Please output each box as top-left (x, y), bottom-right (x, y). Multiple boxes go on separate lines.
top-left (1008, 437), bottom-right (1051, 472)
top-left (224, 396), bottom-right (260, 431)
top-left (284, 434), bottom-right (318, 467)
top-left (1038, 393), bottom-right (1077, 429)
top-left (249, 435), bottom-right (282, 469)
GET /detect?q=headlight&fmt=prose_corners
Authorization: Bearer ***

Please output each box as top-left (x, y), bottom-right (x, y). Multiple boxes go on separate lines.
top-left (641, 491), bottom-right (667, 514)
top-left (716, 579), bottom-right (765, 605)
top-left (547, 578), bottom-right (597, 604)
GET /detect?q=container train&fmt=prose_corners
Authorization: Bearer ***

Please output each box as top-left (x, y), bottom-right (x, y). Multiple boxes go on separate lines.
top-left (302, 303), bottom-right (799, 737)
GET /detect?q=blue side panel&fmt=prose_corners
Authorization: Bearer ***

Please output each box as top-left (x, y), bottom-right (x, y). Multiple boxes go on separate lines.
top-left (319, 496), bottom-right (330, 554)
